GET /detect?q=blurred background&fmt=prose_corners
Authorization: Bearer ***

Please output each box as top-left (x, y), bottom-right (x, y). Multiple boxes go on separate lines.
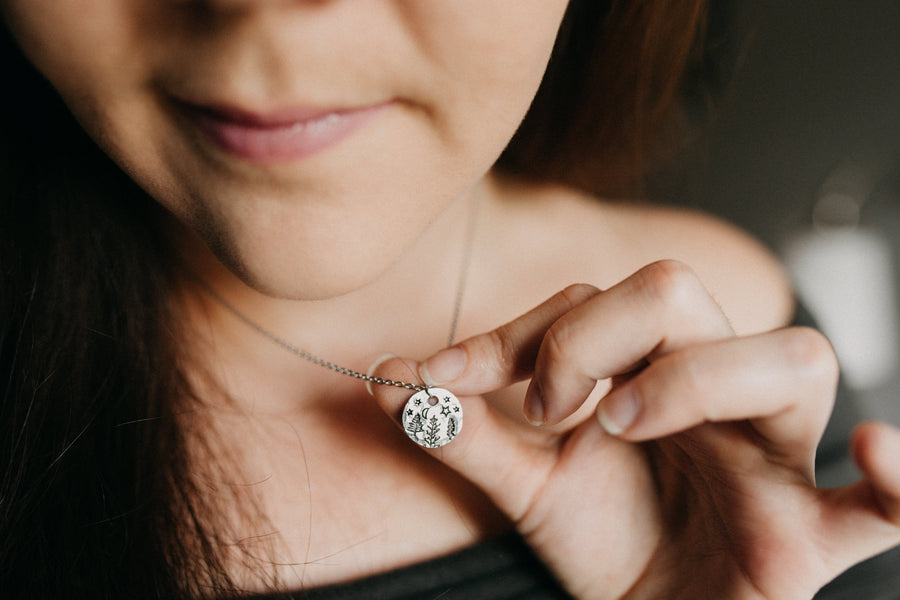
top-left (650, 3), bottom-right (900, 596)
top-left (653, 0), bottom-right (900, 427)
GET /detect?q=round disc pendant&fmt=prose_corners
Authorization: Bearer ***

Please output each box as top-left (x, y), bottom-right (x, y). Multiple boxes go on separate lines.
top-left (401, 387), bottom-right (462, 448)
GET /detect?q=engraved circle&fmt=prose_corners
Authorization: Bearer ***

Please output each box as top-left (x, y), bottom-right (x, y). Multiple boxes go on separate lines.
top-left (401, 387), bottom-right (463, 448)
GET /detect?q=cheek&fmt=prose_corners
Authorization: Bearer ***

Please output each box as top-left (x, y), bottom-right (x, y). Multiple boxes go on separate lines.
top-left (4, 1), bottom-right (196, 217)
top-left (5, 1), bottom-right (132, 93)
top-left (3, 1), bottom-right (153, 155)
top-left (399, 0), bottom-right (568, 150)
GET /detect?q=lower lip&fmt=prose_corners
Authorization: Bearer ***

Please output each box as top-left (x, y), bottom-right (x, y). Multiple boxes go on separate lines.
top-left (180, 101), bottom-right (391, 164)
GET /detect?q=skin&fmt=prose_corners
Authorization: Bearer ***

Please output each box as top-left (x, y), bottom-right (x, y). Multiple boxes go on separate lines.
top-left (3, 0), bottom-right (567, 300)
top-left (6, 0), bottom-right (900, 597)
top-left (372, 265), bottom-right (900, 598)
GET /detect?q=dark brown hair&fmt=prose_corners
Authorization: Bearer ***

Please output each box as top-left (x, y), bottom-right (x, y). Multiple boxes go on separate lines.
top-left (499, 0), bottom-right (709, 196)
top-left (0, 1), bottom-right (708, 596)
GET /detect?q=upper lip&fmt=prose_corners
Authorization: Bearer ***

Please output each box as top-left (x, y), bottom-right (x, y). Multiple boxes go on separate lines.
top-left (171, 97), bottom-right (368, 128)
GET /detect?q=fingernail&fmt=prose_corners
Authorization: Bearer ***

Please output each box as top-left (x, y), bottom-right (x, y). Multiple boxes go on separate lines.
top-left (419, 347), bottom-right (466, 386)
top-left (366, 353), bottom-right (397, 396)
top-left (597, 390), bottom-right (640, 435)
top-left (524, 383), bottom-right (544, 426)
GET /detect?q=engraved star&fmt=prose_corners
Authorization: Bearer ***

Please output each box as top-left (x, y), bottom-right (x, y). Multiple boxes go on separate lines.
top-left (453, 406), bottom-right (460, 412)
top-left (414, 398), bottom-right (422, 406)
top-left (406, 409), bottom-right (414, 417)
top-left (441, 406), bottom-right (451, 416)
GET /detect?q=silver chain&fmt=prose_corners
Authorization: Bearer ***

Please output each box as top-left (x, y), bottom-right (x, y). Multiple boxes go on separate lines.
top-left (203, 194), bottom-right (479, 392)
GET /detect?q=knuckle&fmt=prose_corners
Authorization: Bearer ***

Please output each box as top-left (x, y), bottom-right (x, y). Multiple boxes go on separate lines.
top-left (558, 282), bottom-right (601, 309)
top-left (471, 284), bottom-right (600, 381)
top-left (673, 351), bottom-right (709, 399)
top-left (781, 326), bottom-right (839, 383)
top-left (484, 327), bottom-right (521, 375)
top-left (541, 317), bottom-right (577, 365)
top-left (647, 351), bottom-right (709, 411)
top-left (635, 260), bottom-right (704, 312)
top-left (534, 284), bottom-right (599, 368)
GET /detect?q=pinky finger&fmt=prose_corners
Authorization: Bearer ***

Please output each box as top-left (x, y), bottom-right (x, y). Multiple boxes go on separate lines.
top-left (851, 421), bottom-right (900, 523)
top-left (815, 422), bottom-right (900, 580)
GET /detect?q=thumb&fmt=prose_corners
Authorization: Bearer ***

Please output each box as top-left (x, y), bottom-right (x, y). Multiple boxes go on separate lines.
top-left (367, 354), bottom-right (555, 521)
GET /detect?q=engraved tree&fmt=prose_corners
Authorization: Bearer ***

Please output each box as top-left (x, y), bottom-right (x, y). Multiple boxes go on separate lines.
top-left (445, 416), bottom-right (457, 440)
top-left (406, 412), bottom-right (424, 437)
top-left (424, 415), bottom-right (441, 447)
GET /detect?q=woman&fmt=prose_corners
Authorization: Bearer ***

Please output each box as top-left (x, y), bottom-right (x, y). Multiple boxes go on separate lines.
top-left (2, 1), bottom-right (899, 598)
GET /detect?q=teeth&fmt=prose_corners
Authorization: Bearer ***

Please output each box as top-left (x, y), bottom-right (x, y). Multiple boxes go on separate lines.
top-left (303, 112), bottom-right (341, 133)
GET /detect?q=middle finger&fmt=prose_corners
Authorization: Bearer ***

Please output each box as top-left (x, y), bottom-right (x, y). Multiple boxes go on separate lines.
top-left (528, 260), bottom-right (735, 425)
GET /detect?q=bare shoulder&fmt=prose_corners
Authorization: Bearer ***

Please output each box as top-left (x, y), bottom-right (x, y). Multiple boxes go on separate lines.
top-left (485, 176), bottom-right (794, 336)
top-left (603, 200), bottom-right (795, 334)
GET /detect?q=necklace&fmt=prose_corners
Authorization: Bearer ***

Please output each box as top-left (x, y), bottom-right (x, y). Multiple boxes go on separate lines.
top-left (203, 196), bottom-right (479, 448)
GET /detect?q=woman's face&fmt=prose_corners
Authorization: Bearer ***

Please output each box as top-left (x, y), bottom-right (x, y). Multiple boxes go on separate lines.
top-left (3, 1), bottom-right (568, 299)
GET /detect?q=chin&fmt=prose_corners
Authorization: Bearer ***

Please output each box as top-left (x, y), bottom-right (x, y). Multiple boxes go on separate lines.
top-left (211, 250), bottom-right (368, 302)
top-left (244, 272), bottom-right (375, 302)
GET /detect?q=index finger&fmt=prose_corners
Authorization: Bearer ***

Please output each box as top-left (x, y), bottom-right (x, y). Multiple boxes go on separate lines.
top-left (418, 283), bottom-right (601, 393)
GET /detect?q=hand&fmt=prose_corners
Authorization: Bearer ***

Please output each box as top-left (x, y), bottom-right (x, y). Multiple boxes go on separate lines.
top-left (369, 260), bottom-right (900, 599)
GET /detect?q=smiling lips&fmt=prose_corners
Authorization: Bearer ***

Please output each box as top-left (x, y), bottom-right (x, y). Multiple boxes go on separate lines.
top-left (176, 99), bottom-right (392, 164)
